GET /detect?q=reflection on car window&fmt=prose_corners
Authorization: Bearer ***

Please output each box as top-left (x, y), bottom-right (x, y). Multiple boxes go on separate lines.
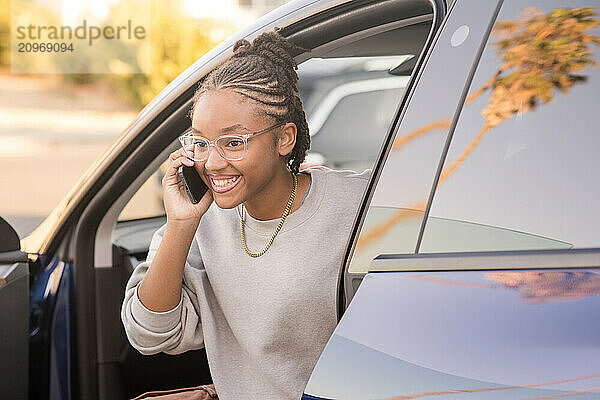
top-left (305, 269), bottom-right (600, 399)
top-left (348, 1), bottom-right (503, 273)
top-left (421, 1), bottom-right (600, 253)
top-left (423, 216), bottom-right (571, 253)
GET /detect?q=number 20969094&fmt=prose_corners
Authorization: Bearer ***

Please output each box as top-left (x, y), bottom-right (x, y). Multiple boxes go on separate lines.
top-left (17, 42), bottom-right (74, 52)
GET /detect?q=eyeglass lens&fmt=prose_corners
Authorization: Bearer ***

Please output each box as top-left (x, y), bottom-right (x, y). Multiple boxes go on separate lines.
top-left (181, 136), bottom-right (247, 161)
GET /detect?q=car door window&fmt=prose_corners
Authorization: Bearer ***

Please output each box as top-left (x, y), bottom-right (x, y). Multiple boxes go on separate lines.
top-left (347, 0), bottom-right (505, 273)
top-left (420, 0), bottom-right (600, 253)
top-left (118, 159), bottom-right (168, 221)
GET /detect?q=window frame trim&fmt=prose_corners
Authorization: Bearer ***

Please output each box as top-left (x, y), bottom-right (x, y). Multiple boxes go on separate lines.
top-left (369, 247), bottom-right (600, 272)
top-left (413, 0), bottom-right (505, 252)
top-left (337, 0), bottom-right (449, 320)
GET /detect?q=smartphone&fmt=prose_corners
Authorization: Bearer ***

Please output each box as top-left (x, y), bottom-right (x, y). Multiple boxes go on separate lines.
top-left (178, 165), bottom-right (209, 204)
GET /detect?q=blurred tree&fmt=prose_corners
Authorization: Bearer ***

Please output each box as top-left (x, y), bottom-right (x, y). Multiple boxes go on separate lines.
top-left (2, 0), bottom-right (59, 71)
top-left (3, 0), bottom-right (234, 106)
top-left (440, 7), bottom-right (600, 182)
top-left (105, 0), bottom-right (236, 107)
top-left (0, 0), bottom-right (9, 66)
top-left (359, 7), bottom-right (600, 250)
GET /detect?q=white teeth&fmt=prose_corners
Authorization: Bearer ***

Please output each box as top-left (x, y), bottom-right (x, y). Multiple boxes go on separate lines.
top-left (211, 176), bottom-right (239, 187)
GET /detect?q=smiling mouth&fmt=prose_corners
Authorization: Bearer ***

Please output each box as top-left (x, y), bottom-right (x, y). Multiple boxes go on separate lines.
top-left (209, 175), bottom-right (241, 193)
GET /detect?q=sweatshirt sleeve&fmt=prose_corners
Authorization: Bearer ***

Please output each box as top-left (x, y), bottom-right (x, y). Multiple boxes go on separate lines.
top-left (121, 223), bottom-right (205, 355)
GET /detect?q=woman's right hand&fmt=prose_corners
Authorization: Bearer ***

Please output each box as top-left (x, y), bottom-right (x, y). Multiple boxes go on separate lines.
top-left (162, 149), bottom-right (213, 223)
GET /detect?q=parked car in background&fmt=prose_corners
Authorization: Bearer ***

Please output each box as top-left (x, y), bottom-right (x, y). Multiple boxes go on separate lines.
top-left (299, 54), bottom-right (413, 171)
top-left (1, 0), bottom-right (600, 399)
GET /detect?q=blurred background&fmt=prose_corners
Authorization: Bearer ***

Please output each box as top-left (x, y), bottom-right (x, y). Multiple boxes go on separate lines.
top-left (1, 0), bottom-right (290, 238)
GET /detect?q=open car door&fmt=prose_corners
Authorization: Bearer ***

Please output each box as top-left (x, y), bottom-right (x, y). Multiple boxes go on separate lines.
top-left (0, 216), bottom-right (30, 400)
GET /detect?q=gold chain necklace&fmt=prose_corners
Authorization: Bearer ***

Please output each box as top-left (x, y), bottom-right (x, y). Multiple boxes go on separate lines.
top-left (240, 174), bottom-right (297, 258)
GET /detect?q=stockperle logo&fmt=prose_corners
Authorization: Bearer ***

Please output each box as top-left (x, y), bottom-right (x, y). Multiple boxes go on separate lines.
top-left (10, 0), bottom-right (151, 74)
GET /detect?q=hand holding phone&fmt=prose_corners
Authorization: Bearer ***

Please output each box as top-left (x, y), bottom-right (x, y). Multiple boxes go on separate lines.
top-left (178, 164), bottom-right (209, 204)
top-left (162, 149), bottom-right (212, 223)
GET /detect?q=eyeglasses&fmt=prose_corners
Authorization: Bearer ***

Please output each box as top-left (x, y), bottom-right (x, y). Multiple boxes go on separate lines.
top-left (179, 122), bottom-right (286, 162)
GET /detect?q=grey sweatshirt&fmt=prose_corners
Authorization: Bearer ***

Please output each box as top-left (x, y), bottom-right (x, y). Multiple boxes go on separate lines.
top-left (121, 166), bottom-right (370, 400)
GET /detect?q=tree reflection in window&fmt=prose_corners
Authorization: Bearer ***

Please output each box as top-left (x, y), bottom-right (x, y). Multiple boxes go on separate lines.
top-left (357, 7), bottom-right (600, 252)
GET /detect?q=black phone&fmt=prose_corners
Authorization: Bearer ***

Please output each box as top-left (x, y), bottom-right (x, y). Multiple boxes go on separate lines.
top-left (178, 164), bottom-right (209, 204)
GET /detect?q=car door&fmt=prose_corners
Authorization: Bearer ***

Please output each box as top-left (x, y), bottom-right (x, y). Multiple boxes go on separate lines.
top-left (61, 1), bottom-right (445, 399)
top-left (1, 215), bottom-right (76, 400)
top-left (304, 0), bottom-right (600, 398)
top-left (0, 217), bottom-right (30, 400)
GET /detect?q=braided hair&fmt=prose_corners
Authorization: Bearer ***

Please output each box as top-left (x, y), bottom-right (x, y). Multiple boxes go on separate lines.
top-left (190, 28), bottom-right (310, 175)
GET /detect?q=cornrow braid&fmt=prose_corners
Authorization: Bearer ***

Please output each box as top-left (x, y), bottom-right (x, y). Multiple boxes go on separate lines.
top-left (190, 28), bottom-right (311, 174)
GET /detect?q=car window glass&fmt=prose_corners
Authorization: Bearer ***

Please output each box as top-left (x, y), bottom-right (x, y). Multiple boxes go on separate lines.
top-left (348, 0), bottom-right (503, 273)
top-left (420, 0), bottom-right (600, 253)
top-left (118, 159), bottom-right (168, 221)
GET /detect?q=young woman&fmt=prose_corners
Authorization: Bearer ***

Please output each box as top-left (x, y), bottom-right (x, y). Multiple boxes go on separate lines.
top-left (122, 29), bottom-right (370, 400)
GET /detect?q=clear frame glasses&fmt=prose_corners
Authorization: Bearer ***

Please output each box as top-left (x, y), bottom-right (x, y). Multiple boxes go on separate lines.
top-left (178, 122), bottom-right (286, 162)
